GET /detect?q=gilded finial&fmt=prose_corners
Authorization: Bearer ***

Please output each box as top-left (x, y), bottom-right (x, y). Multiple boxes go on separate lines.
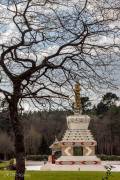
top-left (73, 81), bottom-right (82, 114)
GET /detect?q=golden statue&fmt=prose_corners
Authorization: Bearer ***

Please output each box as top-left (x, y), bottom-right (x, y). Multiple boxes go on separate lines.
top-left (73, 82), bottom-right (82, 114)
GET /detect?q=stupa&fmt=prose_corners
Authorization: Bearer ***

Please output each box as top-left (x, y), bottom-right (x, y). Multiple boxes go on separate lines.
top-left (50, 82), bottom-right (101, 165)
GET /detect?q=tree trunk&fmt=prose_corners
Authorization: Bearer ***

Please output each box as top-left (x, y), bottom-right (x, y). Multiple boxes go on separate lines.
top-left (9, 99), bottom-right (25, 180)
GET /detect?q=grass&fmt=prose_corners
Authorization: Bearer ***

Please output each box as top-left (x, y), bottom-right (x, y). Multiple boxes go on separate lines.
top-left (0, 161), bottom-right (9, 169)
top-left (0, 171), bottom-right (119, 180)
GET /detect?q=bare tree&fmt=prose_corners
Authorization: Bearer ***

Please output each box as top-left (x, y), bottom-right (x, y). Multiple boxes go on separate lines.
top-left (0, 0), bottom-right (120, 179)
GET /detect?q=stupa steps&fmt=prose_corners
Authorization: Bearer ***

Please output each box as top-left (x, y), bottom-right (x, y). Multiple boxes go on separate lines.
top-left (55, 156), bottom-right (101, 165)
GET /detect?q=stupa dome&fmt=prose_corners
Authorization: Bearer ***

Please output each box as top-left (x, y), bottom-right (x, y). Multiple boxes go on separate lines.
top-left (67, 114), bottom-right (90, 130)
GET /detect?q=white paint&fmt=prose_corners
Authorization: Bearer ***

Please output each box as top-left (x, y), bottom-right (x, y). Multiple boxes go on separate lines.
top-left (26, 165), bottom-right (42, 171)
top-left (85, 146), bottom-right (92, 156)
top-left (67, 115), bottom-right (90, 130)
top-left (64, 147), bottom-right (71, 156)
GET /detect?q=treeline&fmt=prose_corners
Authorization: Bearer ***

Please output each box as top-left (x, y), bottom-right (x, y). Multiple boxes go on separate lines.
top-left (90, 106), bottom-right (120, 155)
top-left (0, 110), bottom-right (68, 159)
top-left (0, 92), bottom-right (120, 159)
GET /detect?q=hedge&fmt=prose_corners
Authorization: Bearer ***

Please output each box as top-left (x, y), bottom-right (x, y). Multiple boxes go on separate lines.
top-left (98, 154), bottom-right (120, 161)
top-left (26, 155), bottom-right (48, 161)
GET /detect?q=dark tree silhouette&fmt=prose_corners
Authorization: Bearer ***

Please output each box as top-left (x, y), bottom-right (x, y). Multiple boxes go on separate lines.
top-left (103, 92), bottom-right (119, 107)
top-left (0, 0), bottom-right (119, 179)
top-left (39, 135), bottom-right (50, 155)
top-left (81, 97), bottom-right (91, 113)
top-left (96, 92), bottom-right (119, 114)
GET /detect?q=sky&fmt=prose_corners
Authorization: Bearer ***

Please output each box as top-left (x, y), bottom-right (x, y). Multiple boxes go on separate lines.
top-left (0, 0), bottom-right (120, 111)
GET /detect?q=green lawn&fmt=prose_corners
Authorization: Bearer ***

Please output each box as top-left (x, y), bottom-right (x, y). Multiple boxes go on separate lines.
top-left (0, 161), bottom-right (9, 169)
top-left (0, 171), bottom-right (119, 180)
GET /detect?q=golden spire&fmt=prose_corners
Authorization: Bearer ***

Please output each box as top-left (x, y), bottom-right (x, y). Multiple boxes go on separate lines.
top-left (73, 81), bottom-right (82, 114)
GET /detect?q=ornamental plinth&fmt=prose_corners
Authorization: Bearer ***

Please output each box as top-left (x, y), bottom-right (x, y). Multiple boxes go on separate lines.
top-left (50, 82), bottom-right (101, 165)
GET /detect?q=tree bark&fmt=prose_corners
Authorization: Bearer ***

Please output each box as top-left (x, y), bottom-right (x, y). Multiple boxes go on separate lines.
top-left (9, 97), bottom-right (25, 180)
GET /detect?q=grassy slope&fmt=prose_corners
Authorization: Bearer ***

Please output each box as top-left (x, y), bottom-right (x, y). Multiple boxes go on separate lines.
top-left (0, 171), bottom-right (119, 180)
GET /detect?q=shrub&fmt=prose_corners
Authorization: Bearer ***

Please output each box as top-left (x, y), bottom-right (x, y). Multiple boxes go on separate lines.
top-left (26, 155), bottom-right (48, 161)
top-left (98, 154), bottom-right (120, 161)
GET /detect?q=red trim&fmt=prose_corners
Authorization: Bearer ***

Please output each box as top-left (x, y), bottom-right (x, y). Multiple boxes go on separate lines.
top-left (56, 160), bottom-right (101, 165)
top-left (81, 161), bottom-right (86, 165)
top-left (81, 142), bottom-right (84, 145)
top-left (59, 161), bottom-right (63, 165)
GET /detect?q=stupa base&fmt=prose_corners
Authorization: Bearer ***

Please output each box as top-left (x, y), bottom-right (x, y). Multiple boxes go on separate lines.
top-left (55, 156), bottom-right (101, 165)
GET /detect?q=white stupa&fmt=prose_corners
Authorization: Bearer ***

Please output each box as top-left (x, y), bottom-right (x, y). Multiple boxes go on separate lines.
top-left (50, 82), bottom-right (101, 165)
